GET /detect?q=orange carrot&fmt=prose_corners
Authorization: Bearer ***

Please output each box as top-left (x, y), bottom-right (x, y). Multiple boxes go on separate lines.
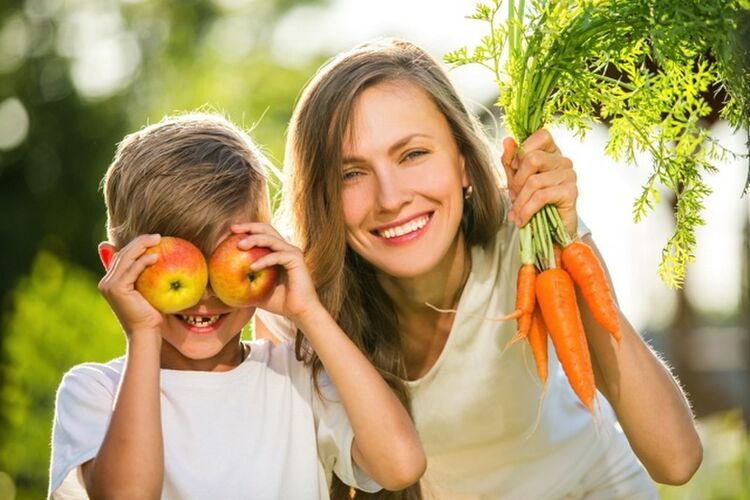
top-left (505, 264), bottom-right (537, 348)
top-left (528, 307), bottom-right (548, 384)
top-left (536, 268), bottom-right (595, 413)
top-left (553, 244), bottom-right (562, 268)
top-left (561, 240), bottom-right (621, 343)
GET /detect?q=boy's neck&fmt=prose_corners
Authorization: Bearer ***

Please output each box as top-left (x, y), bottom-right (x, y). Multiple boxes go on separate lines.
top-left (159, 333), bottom-right (247, 371)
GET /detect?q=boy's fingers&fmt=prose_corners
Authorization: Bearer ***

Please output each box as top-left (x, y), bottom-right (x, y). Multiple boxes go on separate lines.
top-left (237, 233), bottom-right (297, 254)
top-left (249, 251), bottom-right (299, 272)
top-left (230, 222), bottom-right (282, 239)
top-left (107, 234), bottom-right (160, 279)
top-left (119, 253), bottom-right (160, 288)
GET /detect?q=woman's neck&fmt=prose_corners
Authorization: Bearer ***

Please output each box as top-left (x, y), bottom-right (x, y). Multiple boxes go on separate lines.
top-left (376, 233), bottom-right (470, 378)
top-left (377, 232), bottom-right (471, 315)
top-left (377, 232), bottom-right (471, 380)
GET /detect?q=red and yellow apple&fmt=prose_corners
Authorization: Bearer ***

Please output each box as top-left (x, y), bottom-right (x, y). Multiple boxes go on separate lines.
top-left (208, 234), bottom-right (278, 307)
top-left (135, 236), bottom-right (208, 314)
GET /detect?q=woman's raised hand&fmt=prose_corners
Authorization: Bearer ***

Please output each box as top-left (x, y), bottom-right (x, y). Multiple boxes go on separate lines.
top-left (501, 129), bottom-right (579, 238)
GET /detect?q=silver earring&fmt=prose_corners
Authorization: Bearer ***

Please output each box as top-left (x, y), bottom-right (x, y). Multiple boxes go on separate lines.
top-left (463, 185), bottom-right (473, 200)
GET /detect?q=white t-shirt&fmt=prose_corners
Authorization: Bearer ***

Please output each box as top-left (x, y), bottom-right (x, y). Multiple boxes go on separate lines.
top-left (257, 220), bottom-right (658, 499)
top-left (48, 340), bottom-right (380, 500)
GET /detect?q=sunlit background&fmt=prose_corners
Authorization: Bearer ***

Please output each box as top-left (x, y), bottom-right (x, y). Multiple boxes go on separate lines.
top-left (1, 0), bottom-right (748, 498)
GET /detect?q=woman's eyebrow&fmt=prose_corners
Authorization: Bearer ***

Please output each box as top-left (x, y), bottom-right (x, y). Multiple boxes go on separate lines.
top-left (342, 133), bottom-right (433, 165)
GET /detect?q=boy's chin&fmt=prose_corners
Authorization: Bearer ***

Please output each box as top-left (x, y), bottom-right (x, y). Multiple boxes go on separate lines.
top-left (160, 334), bottom-right (242, 369)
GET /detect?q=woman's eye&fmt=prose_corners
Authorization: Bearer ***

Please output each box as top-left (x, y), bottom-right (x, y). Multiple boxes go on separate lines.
top-left (403, 150), bottom-right (426, 162)
top-left (343, 170), bottom-right (362, 181)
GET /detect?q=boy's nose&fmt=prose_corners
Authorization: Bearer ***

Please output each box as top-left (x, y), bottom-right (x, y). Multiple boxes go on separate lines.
top-left (201, 283), bottom-right (217, 301)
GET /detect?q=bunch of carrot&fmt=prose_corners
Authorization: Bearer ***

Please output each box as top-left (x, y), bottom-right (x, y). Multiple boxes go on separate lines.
top-left (505, 205), bottom-right (620, 413)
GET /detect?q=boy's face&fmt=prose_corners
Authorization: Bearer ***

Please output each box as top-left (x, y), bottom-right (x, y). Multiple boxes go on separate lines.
top-left (158, 213), bottom-right (261, 371)
top-left (101, 209), bottom-right (264, 372)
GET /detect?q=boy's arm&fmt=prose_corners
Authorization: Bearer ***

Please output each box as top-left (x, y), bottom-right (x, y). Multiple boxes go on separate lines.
top-left (232, 223), bottom-right (426, 491)
top-left (83, 235), bottom-right (165, 499)
top-left (295, 308), bottom-right (427, 491)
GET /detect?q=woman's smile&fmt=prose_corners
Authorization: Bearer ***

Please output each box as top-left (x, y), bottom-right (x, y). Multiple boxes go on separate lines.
top-left (372, 211), bottom-right (433, 245)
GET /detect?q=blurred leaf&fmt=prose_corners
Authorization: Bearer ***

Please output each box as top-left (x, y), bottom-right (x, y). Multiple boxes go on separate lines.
top-left (0, 251), bottom-right (124, 499)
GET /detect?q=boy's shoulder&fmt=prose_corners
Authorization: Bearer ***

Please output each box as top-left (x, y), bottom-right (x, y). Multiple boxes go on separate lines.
top-left (247, 339), bottom-right (311, 379)
top-left (54, 357), bottom-right (125, 416)
top-left (58, 357), bottom-right (125, 391)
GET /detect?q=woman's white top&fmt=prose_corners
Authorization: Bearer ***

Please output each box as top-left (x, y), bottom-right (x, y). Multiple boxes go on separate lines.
top-left (257, 219), bottom-right (657, 499)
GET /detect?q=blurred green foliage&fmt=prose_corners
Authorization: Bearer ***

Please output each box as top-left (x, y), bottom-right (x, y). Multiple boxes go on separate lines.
top-left (0, 252), bottom-right (123, 499)
top-left (0, 0), bottom-right (324, 300)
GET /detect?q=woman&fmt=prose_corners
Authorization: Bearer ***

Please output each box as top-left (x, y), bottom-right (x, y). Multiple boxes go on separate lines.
top-left (255, 38), bottom-right (702, 498)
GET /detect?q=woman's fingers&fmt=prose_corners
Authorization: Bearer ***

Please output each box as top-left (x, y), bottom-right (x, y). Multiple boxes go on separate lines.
top-left (508, 150), bottom-right (573, 196)
top-left (509, 169), bottom-right (577, 227)
top-left (521, 128), bottom-right (560, 155)
top-left (501, 137), bottom-right (519, 199)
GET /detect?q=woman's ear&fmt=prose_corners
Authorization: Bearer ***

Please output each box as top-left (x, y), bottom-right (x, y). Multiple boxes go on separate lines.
top-left (460, 154), bottom-right (469, 188)
top-left (98, 242), bottom-right (116, 270)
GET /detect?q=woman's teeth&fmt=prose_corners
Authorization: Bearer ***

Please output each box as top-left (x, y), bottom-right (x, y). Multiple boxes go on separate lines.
top-left (178, 315), bottom-right (221, 327)
top-left (378, 215), bottom-right (430, 239)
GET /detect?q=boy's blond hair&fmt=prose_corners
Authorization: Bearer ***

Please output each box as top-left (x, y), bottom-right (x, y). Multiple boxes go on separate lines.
top-left (102, 113), bottom-right (270, 255)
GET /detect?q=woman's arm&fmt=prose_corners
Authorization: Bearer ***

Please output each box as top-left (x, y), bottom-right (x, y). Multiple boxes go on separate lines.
top-left (83, 235), bottom-right (166, 499)
top-left (234, 222), bottom-right (426, 491)
top-left (502, 130), bottom-right (702, 486)
top-left (579, 235), bottom-right (702, 485)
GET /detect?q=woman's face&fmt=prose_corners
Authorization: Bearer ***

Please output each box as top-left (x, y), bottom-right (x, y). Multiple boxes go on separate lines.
top-left (340, 81), bottom-right (468, 278)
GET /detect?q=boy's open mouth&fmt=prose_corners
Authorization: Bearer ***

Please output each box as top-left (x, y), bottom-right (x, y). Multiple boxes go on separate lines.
top-left (176, 314), bottom-right (226, 328)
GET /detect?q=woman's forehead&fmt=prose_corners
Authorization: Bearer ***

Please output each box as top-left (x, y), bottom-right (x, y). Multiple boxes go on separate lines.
top-left (343, 81), bottom-right (450, 155)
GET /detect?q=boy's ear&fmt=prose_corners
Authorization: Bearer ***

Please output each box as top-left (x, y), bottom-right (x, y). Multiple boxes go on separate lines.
top-left (98, 242), bottom-right (116, 270)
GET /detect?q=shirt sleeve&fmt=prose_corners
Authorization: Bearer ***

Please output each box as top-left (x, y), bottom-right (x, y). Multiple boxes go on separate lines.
top-left (577, 216), bottom-right (591, 238)
top-left (254, 309), bottom-right (297, 343)
top-left (312, 371), bottom-right (382, 493)
top-left (48, 363), bottom-right (119, 498)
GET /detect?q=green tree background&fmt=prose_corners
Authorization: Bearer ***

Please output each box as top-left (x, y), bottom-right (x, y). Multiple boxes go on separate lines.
top-left (0, 1), bottom-right (748, 499)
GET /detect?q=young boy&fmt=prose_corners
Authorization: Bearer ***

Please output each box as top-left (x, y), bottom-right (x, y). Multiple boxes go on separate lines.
top-left (48, 113), bottom-right (425, 499)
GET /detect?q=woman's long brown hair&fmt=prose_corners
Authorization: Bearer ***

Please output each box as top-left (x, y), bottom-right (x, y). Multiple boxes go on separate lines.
top-left (284, 38), bottom-right (506, 498)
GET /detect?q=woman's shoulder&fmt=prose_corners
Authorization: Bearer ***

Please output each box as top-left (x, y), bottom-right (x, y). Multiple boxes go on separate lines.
top-left (470, 217), bottom-right (521, 281)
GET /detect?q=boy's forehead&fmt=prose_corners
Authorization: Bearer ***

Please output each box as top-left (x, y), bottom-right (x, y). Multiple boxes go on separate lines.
top-left (210, 206), bottom-right (262, 251)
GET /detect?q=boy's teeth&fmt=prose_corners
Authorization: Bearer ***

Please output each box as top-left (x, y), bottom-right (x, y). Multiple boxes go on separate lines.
top-left (179, 315), bottom-right (221, 327)
top-left (378, 215), bottom-right (429, 239)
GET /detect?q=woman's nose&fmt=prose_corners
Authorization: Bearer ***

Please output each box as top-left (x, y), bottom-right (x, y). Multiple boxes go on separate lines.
top-left (375, 167), bottom-right (410, 213)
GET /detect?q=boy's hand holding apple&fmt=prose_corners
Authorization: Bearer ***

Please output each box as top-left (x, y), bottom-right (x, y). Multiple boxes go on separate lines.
top-left (97, 234), bottom-right (168, 341)
top-left (229, 222), bottom-right (321, 323)
top-left (113, 229), bottom-right (283, 323)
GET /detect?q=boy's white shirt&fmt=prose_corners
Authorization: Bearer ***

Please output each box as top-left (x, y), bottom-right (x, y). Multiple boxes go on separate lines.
top-left (48, 339), bottom-right (380, 500)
